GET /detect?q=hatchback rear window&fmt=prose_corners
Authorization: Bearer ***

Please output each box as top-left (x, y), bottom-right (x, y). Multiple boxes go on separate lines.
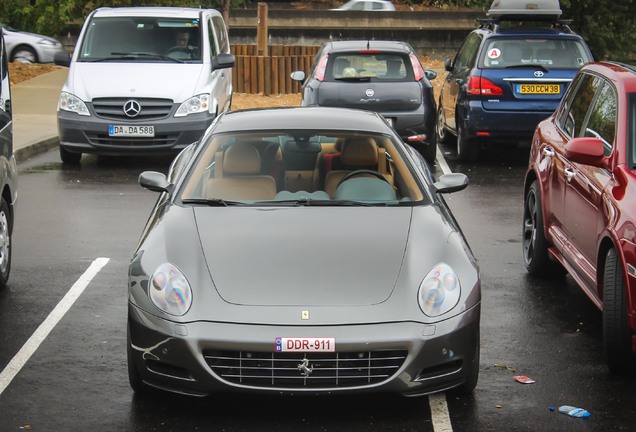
top-left (480, 38), bottom-right (591, 69)
top-left (327, 53), bottom-right (413, 82)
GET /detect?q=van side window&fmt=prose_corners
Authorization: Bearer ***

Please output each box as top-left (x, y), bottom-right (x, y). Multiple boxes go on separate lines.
top-left (207, 20), bottom-right (218, 58)
top-left (212, 16), bottom-right (229, 54)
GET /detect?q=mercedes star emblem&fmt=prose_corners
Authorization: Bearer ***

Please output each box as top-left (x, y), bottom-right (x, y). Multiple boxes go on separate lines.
top-left (123, 100), bottom-right (141, 118)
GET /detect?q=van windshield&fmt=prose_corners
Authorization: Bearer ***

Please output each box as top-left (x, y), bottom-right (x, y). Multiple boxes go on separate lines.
top-left (78, 17), bottom-right (202, 63)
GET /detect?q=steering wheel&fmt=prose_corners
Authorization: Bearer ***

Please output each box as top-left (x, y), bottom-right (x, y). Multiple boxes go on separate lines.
top-left (165, 46), bottom-right (191, 57)
top-left (337, 169), bottom-right (389, 188)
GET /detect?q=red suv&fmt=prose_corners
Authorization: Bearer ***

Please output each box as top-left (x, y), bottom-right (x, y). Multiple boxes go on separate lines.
top-left (522, 61), bottom-right (636, 372)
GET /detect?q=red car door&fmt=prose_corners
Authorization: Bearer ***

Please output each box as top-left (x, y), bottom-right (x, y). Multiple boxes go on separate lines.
top-left (562, 78), bottom-right (617, 295)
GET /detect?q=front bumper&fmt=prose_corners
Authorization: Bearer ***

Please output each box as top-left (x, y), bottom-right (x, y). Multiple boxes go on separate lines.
top-left (57, 110), bottom-right (215, 156)
top-left (128, 302), bottom-right (481, 397)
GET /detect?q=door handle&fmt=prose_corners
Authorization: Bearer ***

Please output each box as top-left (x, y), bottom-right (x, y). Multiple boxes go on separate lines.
top-left (564, 167), bottom-right (576, 182)
top-left (542, 147), bottom-right (555, 157)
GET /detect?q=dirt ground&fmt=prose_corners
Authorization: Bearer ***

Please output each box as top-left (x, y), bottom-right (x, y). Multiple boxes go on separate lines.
top-left (8, 55), bottom-right (448, 110)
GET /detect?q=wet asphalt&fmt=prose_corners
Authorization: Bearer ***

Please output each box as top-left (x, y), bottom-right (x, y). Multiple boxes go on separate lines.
top-left (0, 143), bottom-right (634, 431)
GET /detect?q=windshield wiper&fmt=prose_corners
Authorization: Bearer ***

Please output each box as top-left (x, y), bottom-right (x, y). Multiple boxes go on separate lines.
top-left (334, 76), bottom-right (371, 82)
top-left (181, 198), bottom-right (243, 207)
top-left (505, 64), bottom-right (549, 72)
top-left (259, 198), bottom-right (374, 207)
top-left (89, 52), bottom-right (184, 63)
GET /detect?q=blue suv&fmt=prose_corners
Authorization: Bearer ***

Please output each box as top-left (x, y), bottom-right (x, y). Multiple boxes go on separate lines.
top-left (436, 1), bottom-right (593, 161)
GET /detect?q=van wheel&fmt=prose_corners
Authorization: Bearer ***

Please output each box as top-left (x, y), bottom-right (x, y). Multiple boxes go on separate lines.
top-left (602, 248), bottom-right (634, 373)
top-left (0, 197), bottom-right (12, 289)
top-left (60, 146), bottom-right (82, 164)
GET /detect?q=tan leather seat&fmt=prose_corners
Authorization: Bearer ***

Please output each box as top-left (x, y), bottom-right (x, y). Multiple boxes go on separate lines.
top-left (324, 137), bottom-right (380, 197)
top-left (205, 142), bottom-right (277, 200)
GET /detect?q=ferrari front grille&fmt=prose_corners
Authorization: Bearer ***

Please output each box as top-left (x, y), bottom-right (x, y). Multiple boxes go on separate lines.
top-left (203, 350), bottom-right (407, 389)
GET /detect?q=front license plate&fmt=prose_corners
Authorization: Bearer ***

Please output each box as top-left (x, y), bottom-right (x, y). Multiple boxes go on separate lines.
top-left (108, 125), bottom-right (155, 137)
top-left (517, 84), bottom-right (560, 95)
top-left (275, 337), bottom-right (336, 352)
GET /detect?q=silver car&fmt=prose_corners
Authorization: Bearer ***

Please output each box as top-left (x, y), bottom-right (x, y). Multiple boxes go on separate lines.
top-left (128, 106), bottom-right (480, 397)
top-left (0, 29), bottom-right (18, 288)
top-left (0, 23), bottom-right (65, 63)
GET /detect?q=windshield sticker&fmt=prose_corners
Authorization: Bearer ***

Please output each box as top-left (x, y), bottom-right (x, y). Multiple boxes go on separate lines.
top-left (487, 48), bottom-right (501, 59)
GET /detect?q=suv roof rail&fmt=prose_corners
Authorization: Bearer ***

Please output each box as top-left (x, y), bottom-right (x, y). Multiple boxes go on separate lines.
top-left (476, 17), bottom-right (573, 33)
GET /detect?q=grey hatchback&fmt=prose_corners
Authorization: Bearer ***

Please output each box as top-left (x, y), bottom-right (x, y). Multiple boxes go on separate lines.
top-left (291, 40), bottom-right (438, 163)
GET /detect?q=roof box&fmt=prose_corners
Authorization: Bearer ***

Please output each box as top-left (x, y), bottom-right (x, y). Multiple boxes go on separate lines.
top-left (487, 0), bottom-right (562, 20)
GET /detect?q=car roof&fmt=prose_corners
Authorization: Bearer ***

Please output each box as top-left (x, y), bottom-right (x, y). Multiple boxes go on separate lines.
top-left (476, 26), bottom-right (578, 38)
top-left (213, 107), bottom-right (393, 134)
top-left (322, 40), bottom-right (412, 53)
top-left (581, 62), bottom-right (636, 93)
top-left (91, 7), bottom-right (215, 19)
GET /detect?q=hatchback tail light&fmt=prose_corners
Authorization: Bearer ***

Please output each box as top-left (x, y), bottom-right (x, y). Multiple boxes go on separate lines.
top-left (314, 54), bottom-right (329, 82)
top-left (409, 53), bottom-right (425, 81)
top-left (466, 76), bottom-right (503, 96)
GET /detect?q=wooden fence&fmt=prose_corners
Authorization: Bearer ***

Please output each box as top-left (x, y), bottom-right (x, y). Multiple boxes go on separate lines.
top-left (231, 44), bottom-right (320, 95)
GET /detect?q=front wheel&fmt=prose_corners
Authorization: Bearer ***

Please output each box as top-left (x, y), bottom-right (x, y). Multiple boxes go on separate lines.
top-left (60, 146), bottom-right (82, 164)
top-left (0, 197), bottom-right (12, 289)
top-left (602, 248), bottom-right (634, 373)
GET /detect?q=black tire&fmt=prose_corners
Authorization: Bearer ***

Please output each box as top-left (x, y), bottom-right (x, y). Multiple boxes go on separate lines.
top-left (602, 248), bottom-right (634, 373)
top-left (11, 45), bottom-right (37, 63)
top-left (456, 120), bottom-right (477, 162)
top-left (436, 103), bottom-right (452, 145)
top-left (522, 181), bottom-right (565, 277)
top-left (420, 135), bottom-right (437, 164)
top-left (60, 146), bottom-right (82, 164)
top-left (0, 197), bottom-right (12, 289)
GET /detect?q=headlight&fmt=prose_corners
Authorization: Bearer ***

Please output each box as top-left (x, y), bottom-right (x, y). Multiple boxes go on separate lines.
top-left (149, 263), bottom-right (193, 316)
top-left (175, 94), bottom-right (210, 117)
top-left (418, 263), bottom-right (461, 317)
top-left (58, 92), bottom-right (90, 116)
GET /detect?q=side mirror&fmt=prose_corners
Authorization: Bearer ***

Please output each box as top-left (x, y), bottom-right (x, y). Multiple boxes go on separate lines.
top-left (424, 69), bottom-right (437, 81)
top-left (212, 53), bottom-right (235, 70)
top-left (565, 137), bottom-right (607, 168)
top-left (433, 173), bottom-right (468, 194)
top-left (290, 70), bottom-right (306, 82)
top-left (444, 58), bottom-right (453, 72)
top-left (139, 171), bottom-right (173, 193)
top-left (54, 51), bottom-right (70, 67)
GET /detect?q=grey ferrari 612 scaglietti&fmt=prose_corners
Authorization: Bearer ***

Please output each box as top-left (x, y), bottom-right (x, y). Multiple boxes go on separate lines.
top-left (128, 106), bottom-right (481, 397)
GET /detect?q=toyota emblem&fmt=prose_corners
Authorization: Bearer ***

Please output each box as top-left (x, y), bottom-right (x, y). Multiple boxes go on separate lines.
top-left (534, 71), bottom-right (544, 78)
top-left (123, 100), bottom-right (141, 118)
top-left (365, 88), bottom-right (375, 98)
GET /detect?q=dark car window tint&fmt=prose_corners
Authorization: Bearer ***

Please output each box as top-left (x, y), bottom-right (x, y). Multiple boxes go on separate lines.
top-left (328, 54), bottom-right (412, 81)
top-left (561, 74), bottom-right (601, 137)
top-left (454, 33), bottom-right (481, 71)
top-left (481, 38), bottom-right (590, 69)
top-left (630, 95), bottom-right (636, 168)
top-left (584, 81), bottom-right (616, 155)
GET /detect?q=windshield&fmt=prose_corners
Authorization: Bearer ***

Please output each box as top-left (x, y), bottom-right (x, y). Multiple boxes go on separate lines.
top-left (327, 53), bottom-right (413, 82)
top-left (179, 130), bottom-right (426, 206)
top-left (78, 16), bottom-right (202, 62)
top-left (480, 38), bottom-right (591, 69)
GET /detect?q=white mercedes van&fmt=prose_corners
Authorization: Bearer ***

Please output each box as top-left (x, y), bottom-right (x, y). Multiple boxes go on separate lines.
top-left (55, 7), bottom-right (235, 164)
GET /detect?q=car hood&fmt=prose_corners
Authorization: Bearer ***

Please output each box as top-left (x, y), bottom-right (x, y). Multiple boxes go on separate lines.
top-left (65, 62), bottom-right (204, 101)
top-left (194, 207), bottom-right (412, 306)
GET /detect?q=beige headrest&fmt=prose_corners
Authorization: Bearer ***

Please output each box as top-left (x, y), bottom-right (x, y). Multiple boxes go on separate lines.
top-left (223, 143), bottom-right (261, 175)
top-left (341, 137), bottom-right (379, 167)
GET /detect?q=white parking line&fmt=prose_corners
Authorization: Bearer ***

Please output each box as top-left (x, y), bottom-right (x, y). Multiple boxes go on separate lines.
top-left (429, 392), bottom-right (454, 432)
top-left (0, 257), bottom-right (110, 396)
top-left (436, 148), bottom-right (453, 176)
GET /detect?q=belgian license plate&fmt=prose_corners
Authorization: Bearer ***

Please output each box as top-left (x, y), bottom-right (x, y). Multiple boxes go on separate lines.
top-left (275, 337), bottom-right (336, 352)
top-left (108, 125), bottom-right (154, 137)
top-left (518, 84), bottom-right (560, 95)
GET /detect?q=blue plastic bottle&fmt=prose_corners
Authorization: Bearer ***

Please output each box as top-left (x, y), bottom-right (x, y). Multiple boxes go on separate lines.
top-left (558, 405), bottom-right (591, 418)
